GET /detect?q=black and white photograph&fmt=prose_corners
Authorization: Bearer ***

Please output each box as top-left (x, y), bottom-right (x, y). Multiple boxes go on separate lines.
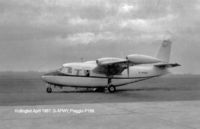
top-left (1, 0), bottom-right (200, 129)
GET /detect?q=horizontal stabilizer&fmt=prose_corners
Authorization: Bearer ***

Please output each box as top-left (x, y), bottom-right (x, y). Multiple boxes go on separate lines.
top-left (154, 63), bottom-right (181, 68)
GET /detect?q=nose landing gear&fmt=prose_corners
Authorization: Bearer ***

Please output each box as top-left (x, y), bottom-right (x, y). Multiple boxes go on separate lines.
top-left (46, 83), bottom-right (53, 93)
top-left (46, 87), bottom-right (52, 93)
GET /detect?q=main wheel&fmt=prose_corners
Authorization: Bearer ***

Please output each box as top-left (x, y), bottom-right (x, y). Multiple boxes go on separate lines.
top-left (108, 85), bottom-right (116, 93)
top-left (46, 87), bottom-right (52, 93)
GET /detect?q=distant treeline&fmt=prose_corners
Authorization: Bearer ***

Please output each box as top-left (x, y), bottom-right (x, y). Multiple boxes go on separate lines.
top-left (0, 71), bottom-right (45, 79)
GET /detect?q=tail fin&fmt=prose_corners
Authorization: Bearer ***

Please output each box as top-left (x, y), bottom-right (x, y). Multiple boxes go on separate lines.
top-left (156, 40), bottom-right (172, 62)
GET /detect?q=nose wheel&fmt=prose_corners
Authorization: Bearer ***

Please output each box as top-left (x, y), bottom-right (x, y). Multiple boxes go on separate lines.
top-left (46, 87), bottom-right (52, 93)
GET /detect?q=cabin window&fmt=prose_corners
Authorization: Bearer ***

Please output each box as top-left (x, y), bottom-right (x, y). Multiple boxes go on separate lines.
top-left (74, 69), bottom-right (81, 76)
top-left (67, 67), bottom-right (72, 74)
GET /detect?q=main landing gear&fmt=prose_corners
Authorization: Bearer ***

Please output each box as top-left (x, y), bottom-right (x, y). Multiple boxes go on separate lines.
top-left (107, 77), bottom-right (116, 93)
top-left (107, 85), bottom-right (116, 93)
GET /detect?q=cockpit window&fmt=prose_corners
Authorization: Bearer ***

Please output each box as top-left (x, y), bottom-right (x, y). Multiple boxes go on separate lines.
top-left (58, 67), bottom-right (63, 72)
top-left (59, 67), bottom-right (72, 74)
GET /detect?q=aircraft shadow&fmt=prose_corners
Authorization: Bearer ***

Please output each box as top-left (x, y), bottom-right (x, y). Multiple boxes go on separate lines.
top-left (52, 87), bottom-right (178, 93)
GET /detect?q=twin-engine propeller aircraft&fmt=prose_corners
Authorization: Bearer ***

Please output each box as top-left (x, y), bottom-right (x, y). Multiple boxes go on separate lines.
top-left (42, 40), bottom-right (180, 93)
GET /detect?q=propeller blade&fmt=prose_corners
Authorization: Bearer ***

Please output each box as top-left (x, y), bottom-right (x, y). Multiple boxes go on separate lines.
top-left (126, 57), bottom-right (129, 77)
top-left (127, 61), bottom-right (129, 77)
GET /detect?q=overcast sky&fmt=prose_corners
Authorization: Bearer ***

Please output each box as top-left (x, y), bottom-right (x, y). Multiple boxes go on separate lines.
top-left (0, 0), bottom-right (200, 73)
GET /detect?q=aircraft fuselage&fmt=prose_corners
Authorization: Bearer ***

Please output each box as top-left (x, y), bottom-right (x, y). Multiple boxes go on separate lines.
top-left (42, 62), bottom-right (168, 88)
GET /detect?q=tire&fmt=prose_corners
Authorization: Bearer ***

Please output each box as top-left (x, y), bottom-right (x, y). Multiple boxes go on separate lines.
top-left (46, 87), bottom-right (52, 93)
top-left (108, 85), bottom-right (116, 93)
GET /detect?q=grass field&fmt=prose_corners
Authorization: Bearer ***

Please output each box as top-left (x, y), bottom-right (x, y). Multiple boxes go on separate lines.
top-left (0, 72), bottom-right (200, 106)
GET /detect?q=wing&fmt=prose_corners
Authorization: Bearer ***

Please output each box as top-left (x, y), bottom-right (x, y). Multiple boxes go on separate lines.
top-left (93, 58), bottom-right (129, 76)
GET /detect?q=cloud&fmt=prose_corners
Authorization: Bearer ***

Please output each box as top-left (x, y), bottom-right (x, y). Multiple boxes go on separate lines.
top-left (0, 0), bottom-right (177, 42)
top-left (118, 3), bottom-right (138, 13)
top-left (66, 32), bottom-right (95, 44)
top-left (68, 17), bottom-right (89, 25)
top-left (61, 32), bottom-right (117, 45)
top-left (0, 0), bottom-right (199, 73)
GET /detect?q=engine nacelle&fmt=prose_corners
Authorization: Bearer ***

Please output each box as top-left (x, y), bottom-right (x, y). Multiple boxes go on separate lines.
top-left (126, 54), bottom-right (161, 64)
top-left (96, 57), bottom-right (125, 65)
